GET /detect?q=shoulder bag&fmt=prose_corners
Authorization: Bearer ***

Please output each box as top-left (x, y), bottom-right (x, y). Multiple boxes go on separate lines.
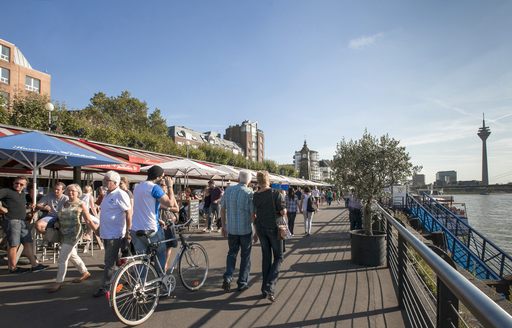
top-left (272, 191), bottom-right (291, 240)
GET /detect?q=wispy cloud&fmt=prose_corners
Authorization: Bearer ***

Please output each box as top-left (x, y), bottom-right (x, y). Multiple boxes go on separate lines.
top-left (348, 33), bottom-right (383, 50)
top-left (426, 98), bottom-right (473, 117)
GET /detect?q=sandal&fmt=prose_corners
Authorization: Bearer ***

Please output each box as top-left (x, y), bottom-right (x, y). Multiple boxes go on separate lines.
top-left (72, 271), bottom-right (91, 283)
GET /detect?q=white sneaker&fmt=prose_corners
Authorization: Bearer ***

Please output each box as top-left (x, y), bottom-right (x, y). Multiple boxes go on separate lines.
top-left (202, 228), bottom-right (211, 233)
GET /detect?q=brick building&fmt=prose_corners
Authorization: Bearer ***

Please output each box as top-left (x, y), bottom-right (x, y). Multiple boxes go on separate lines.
top-left (224, 120), bottom-right (264, 162)
top-left (0, 39), bottom-right (51, 106)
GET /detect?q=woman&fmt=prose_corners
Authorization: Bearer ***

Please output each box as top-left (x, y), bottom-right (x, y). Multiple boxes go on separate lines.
top-left (48, 184), bottom-right (95, 292)
top-left (285, 187), bottom-right (298, 236)
top-left (299, 186), bottom-right (314, 236)
top-left (253, 171), bottom-right (286, 302)
top-left (119, 176), bottom-right (134, 209)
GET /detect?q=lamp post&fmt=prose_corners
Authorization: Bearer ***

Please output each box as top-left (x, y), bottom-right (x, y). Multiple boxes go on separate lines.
top-left (45, 102), bottom-right (54, 132)
top-left (186, 141), bottom-right (190, 158)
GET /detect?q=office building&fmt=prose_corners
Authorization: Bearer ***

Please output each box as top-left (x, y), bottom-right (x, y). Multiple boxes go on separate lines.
top-left (224, 120), bottom-right (264, 162)
top-left (435, 170), bottom-right (457, 186)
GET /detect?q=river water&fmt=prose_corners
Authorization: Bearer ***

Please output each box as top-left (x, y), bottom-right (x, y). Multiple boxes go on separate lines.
top-left (450, 194), bottom-right (512, 255)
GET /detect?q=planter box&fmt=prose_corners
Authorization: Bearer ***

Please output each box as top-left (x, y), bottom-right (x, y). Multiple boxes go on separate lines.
top-left (350, 230), bottom-right (387, 267)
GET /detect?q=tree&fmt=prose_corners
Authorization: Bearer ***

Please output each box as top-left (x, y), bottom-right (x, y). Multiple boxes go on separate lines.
top-left (332, 131), bottom-right (413, 235)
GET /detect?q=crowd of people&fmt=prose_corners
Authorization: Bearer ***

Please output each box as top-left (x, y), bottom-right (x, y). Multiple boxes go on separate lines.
top-left (1, 168), bottom-right (361, 302)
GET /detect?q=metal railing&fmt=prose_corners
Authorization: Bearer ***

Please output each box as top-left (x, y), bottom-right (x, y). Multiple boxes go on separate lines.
top-left (418, 193), bottom-right (512, 280)
top-left (404, 194), bottom-right (499, 280)
top-left (376, 204), bottom-right (512, 328)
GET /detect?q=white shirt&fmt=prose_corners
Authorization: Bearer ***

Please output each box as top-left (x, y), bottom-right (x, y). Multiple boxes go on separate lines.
top-left (99, 188), bottom-right (131, 239)
top-left (302, 194), bottom-right (311, 212)
top-left (131, 181), bottom-right (165, 232)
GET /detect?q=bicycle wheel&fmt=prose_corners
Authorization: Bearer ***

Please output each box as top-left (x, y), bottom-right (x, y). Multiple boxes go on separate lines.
top-left (110, 259), bottom-right (160, 326)
top-left (179, 242), bottom-right (209, 291)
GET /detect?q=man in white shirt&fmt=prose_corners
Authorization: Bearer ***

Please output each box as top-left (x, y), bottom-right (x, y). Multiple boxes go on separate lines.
top-left (130, 165), bottom-right (178, 271)
top-left (93, 171), bottom-right (132, 297)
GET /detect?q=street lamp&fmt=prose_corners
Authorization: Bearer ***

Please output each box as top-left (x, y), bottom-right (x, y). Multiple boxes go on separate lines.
top-left (186, 141), bottom-right (190, 158)
top-left (45, 102), bottom-right (54, 132)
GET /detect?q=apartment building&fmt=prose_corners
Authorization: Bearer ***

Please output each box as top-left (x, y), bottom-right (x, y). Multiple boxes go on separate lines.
top-left (224, 120), bottom-right (264, 162)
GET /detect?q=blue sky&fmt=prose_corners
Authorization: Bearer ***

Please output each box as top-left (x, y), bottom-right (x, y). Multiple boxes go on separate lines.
top-left (3, 0), bottom-right (512, 183)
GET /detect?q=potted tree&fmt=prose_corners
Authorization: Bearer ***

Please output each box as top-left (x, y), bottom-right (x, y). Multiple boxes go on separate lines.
top-left (332, 131), bottom-right (413, 266)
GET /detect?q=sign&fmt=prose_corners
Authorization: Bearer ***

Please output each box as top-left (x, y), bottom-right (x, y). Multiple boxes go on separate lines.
top-left (189, 199), bottom-right (200, 225)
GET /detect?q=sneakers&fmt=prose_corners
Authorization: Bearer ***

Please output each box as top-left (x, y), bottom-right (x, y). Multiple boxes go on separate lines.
top-left (202, 228), bottom-right (211, 233)
top-left (237, 285), bottom-right (249, 292)
top-left (9, 267), bottom-right (30, 274)
top-left (31, 264), bottom-right (49, 272)
top-left (222, 280), bottom-right (231, 292)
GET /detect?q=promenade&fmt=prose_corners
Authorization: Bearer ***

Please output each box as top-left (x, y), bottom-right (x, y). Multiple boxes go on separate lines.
top-left (0, 206), bottom-right (406, 328)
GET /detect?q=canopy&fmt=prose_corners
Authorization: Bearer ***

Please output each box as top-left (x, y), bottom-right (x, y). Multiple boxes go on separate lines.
top-left (141, 158), bottom-right (227, 179)
top-left (214, 165), bottom-right (241, 181)
top-left (0, 131), bottom-right (121, 205)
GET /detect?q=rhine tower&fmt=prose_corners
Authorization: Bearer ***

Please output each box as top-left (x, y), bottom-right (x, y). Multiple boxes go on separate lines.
top-left (477, 114), bottom-right (491, 185)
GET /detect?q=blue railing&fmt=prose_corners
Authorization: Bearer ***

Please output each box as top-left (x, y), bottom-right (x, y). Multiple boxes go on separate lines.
top-left (405, 194), bottom-right (503, 280)
top-left (416, 193), bottom-right (512, 281)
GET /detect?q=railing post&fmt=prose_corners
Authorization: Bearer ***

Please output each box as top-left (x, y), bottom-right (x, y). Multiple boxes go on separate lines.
top-left (437, 277), bottom-right (460, 328)
top-left (386, 218), bottom-right (391, 268)
top-left (398, 234), bottom-right (406, 307)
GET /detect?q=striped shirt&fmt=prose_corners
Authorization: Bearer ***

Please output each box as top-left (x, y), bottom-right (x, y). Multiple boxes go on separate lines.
top-left (285, 194), bottom-right (299, 213)
top-left (220, 183), bottom-right (254, 235)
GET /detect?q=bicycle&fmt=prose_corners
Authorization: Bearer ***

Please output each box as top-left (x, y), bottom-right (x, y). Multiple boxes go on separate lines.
top-left (107, 218), bottom-right (209, 326)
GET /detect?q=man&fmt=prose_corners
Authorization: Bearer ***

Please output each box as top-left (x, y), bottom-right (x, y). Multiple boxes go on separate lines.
top-left (348, 188), bottom-right (363, 230)
top-left (220, 170), bottom-right (254, 292)
top-left (130, 165), bottom-right (179, 271)
top-left (205, 180), bottom-right (222, 232)
top-left (35, 182), bottom-right (68, 233)
top-left (93, 171), bottom-right (132, 297)
top-left (0, 177), bottom-right (48, 273)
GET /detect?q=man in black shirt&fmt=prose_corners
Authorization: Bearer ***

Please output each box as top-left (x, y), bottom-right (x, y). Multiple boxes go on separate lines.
top-left (0, 177), bottom-right (48, 273)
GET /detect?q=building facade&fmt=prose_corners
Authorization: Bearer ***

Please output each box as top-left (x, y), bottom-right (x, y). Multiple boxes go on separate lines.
top-left (0, 39), bottom-right (51, 106)
top-left (168, 125), bottom-right (243, 156)
top-left (224, 120), bottom-right (264, 162)
top-left (319, 160), bottom-right (333, 181)
top-left (412, 173), bottom-right (426, 187)
top-left (435, 170), bottom-right (457, 186)
top-left (293, 140), bottom-right (320, 180)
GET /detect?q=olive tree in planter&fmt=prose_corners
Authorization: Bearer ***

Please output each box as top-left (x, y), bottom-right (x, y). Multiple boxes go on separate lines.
top-left (332, 131), bottom-right (413, 266)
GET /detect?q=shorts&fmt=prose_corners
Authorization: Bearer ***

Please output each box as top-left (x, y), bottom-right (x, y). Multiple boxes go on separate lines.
top-left (2, 219), bottom-right (33, 247)
top-left (39, 216), bottom-right (57, 228)
top-left (164, 225), bottom-right (177, 248)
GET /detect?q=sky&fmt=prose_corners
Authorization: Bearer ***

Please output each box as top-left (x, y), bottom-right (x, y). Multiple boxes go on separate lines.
top-left (3, 0), bottom-right (512, 184)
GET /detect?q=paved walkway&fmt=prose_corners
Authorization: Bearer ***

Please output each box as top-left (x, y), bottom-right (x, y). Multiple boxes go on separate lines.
top-left (0, 205), bottom-right (406, 327)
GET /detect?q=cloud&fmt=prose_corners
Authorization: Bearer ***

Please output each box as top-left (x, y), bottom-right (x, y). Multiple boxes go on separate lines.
top-left (348, 33), bottom-right (383, 50)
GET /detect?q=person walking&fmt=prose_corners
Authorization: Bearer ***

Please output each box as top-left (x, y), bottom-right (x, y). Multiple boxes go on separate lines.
top-left (348, 188), bottom-right (363, 230)
top-left (299, 186), bottom-right (315, 236)
top-left (93, 171), bottom-right (132, 297)
top-left (253, 171), bottom-right (286, 302)
top-left (48, 184), bottom-right (95, 292)
top-left (285, 187), bottom-right (298, 236)
top-left (220, 170), bottom-right (254, 292)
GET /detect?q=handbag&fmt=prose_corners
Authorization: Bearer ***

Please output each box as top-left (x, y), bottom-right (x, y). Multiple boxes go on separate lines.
top-left (44, 227), bottom-right (61, 243)
top-left (272, 191), bottom-right (291, 240)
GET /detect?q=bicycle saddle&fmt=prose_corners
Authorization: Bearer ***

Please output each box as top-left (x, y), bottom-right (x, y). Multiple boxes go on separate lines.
top-left (135, 230), bottom-right (155, 237)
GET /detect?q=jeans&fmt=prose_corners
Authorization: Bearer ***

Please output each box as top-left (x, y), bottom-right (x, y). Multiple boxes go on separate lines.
top-left (102, 238), bottom-right (122, 289)
top-left (287, 212), bottom-right (297, 235)
top-left (208, 203), bottom-right (221, 229)
top-left (130, 229), bottom-right (167, 272)
top-left (223, 232), bottom-right (252, 287)
top-left (256, 226), bottom-right (283, 295)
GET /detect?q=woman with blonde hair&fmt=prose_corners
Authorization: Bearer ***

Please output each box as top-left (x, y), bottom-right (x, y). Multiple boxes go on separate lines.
top-left (48, 184), bottom-right (96, 292)
top-left (253, 171), bottom-right (286, 302)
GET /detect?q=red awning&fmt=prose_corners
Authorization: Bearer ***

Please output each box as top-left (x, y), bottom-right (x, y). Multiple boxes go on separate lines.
top-left (79, 140), bottom-right (173, 165)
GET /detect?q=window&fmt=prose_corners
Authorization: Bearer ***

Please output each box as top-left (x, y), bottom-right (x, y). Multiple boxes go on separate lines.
top-left (177, 130), bottom-right (186, 137)
top-left (0, 67), bottom-right (9, 84)
top-left (0, 45), bottom-right (10, 62)
top-left (0, 90), bottom-right (9, 107)
top-left (25, 76), bottom-right (41, 93)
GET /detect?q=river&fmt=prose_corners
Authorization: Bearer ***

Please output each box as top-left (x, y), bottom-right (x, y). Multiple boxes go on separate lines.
top-left (450, 194), bottom-right (512, 255)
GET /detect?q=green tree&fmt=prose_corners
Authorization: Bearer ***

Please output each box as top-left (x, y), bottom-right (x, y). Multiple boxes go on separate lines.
top-left (278, 164), bottom-right (298, 177)
top-left (332, 131), bottom-right (413, 235)
top-left (9, 92), bottom-right (50, 130)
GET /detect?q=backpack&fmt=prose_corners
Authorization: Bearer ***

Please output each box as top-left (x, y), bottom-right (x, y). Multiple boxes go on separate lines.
top-left (307, 196), bottom-right (317, 212)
